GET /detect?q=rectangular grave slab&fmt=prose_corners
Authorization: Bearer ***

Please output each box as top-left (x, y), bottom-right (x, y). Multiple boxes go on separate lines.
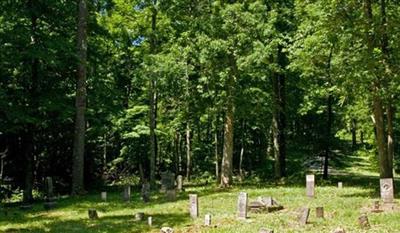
top-left (123, 185), bottom-right (131, 202)
top-left (166, 189), bottom-right (177, 201)
top-left (161, 171), bottom-right (176, 191)
top-left (237, 192), bottom-right (248, 219)
top-left (101, 192), bottom-right (107, 202)
top-left (45, 177), bottom-right (54, 200)
top-left (306, 175), bottom-right (315, 198)
top-left (380, 178), bottom-right (394, 203)
top-left (298, 207), bottom-right (310, 225)
top-left (189, 194), bottom-right (199, 218)
top-left (204, 214), bottom-right (211, 226)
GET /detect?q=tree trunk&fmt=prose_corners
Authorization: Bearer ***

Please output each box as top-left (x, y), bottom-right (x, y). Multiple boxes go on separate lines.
top-left (272, 47), bottom-right (286, 179)
top-left (214, 126), bottom-right (219, 182)
top-left (148, 0), bottom-right (158, 187)
top-left (185, 124), bottom-right (191, 181)
top-left (239, 120), bottom-right (245, 181)
top-left (323, 94), bottom-right (333, 179)
top-left (72, 0), bottom-right (88, 195)
top-left (351, 119), bottom-right (357, 148)
top-left (220, 66), bottom-right (235, 187)
top-left (387, 104), bottom-right (394, 176)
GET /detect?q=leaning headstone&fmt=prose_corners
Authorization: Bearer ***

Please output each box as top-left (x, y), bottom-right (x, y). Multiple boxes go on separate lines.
top-left (135, 212), bottom-right (145, 221)
top-left (189, 194), bottom-right (199, 219)
top-left (380, 178), bottom-right (394, 203)
top-left (358, 214), bottom-right (370, 229)
top-left (204, 214), bottom-right (211, 226)
top-left (176, 175), bottom-right (183, 192)
top-left (237, 192), bottom-right (248, 219)
top-left (141, 182), bottom-right (151, 203)
top-left (338, 182), bottom-right (343, 189)
top-left (165, 189), bottom-right (177, 201)
top-left (306, 175), bottom-right (315, 198)
top-left (88, 209), bottom-right (98, 220)
top-left (123, 185), bottom-right (131, 202)
top-left (316, 207), bottom-right (324, 218)
top-left (298, 207), bottom-right (310, 225)
top-left (148, 216), bottom-right (153, 226)
top-left (160, 227), bottom-right (174, 233)
top-left (160, 171), bottom-right (176, 191)
top-left (259, 228), bottom-right (274, 233)
top-left (101, 191), bottom-right (107, 202)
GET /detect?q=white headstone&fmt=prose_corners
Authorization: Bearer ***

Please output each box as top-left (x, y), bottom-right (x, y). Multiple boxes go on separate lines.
top-left (237, 192), bottom-right (248, 219)
top-left (380, 178), bottom-right (394, 203)
top-left (306, 175), bottom-right (315, 197)
top-left (189, 194), bottom-right (199, 218)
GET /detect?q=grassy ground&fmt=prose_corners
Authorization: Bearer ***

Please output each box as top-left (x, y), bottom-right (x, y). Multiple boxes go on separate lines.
top-left (1, 155), bottom-right (400, 232)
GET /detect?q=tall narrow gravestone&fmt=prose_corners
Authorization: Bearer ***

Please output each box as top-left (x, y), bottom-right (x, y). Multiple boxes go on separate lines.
top-left (45, 177), bottom-right (54, 200)
top-left (176, 175), bottom-right (183, 192)
top-left (161, 171), bottom-right (175, 192)
top-left (306, 175), bottom-right (315, 198)
top-left (237, 192), bottom-right (248, 220)
top-left (123, 185), bottom-right (131, 202)
top-left (101, 192), bottom-right (107, 202)
top-left (380, 178), bottom-right (394, 203)
top-left (189, 194), bottom-right (199, 219)
top-left (141, 182), bottom-right (150, 203)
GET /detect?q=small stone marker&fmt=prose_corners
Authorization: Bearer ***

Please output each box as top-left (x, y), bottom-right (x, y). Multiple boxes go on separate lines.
top-left (371, 201), bottom-right (383, 213)
top-left (148, 216), bottom-right (153, 226)
top-left (135, 212), bottom-right (145, 221)
top-left (306, 175), bottom-right (315, 198)
top-left (331, 227), bottom-right (346, 233)
top-left (160, 227), bottom-right (174, 233)
top-left (380, 178), bottom-right (394, 203)
top-left (141, 182), bottom-right (151, 203)
top-left (204, 214), bottom-right (211, 226)
top-left (298, 207), bottom-right (310, 225)
top-left (259, 228), bottom-right (274, 233)
top-left (189, 194), bottom-right (199, 219)
top-left (88, 209), bottom-right (98, 220)
top-left (165, 189), bottom-right (177, 201)
top-left (237, 192), bottom-right (248, 219)
top-left (338, 182), bottom-right (343, 189)
top-left (101, 191), bottom-right (107, 202)
top-left (358, 214), bottom-right (370, 229)
top-left (123, 185), bottom-right (131, 202)
top-left (176, 175), bottom-right (183, 192)
top-left (316, 207), bottom-right (324, 218)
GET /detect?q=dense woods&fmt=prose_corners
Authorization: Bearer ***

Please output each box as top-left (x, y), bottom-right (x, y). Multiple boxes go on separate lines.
top-left (1, 0), bottom-right (399, 202)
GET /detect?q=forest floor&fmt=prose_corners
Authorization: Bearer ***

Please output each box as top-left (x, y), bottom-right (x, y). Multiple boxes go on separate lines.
top-left (1, 154), bottom-right (400, 233)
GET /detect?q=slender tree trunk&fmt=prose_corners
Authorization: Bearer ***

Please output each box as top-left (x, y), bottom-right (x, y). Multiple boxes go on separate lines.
top-left (220, 63), bottom-right (235, 187)
top-left (214, 126), bottom-right (219, 182)
top-left (323, 94), bottom-right (333, 179)
top-left (23, 2), bottom-right (38, 202)
top-left (185, 124), bottom-right (191, 181)
top-left (272, 47), bottom-right (286, 179)
top-left (148, 0), bottom-right (158, 187)
top-left (387, 104), bottom-right (394, 175)
top-left (72, 0), bottom-right (88, 195)
top-left (239, 120), bottom-right (245, 181)
top-left (351, 119), bottom-right (357, 148)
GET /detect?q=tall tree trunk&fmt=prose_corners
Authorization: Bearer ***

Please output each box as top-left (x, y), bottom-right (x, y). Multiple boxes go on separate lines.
top-left (214, 125), bottom-right (219, 182)
top-left (387, 104), bottom-right (394, 175)
top-left (148, 0), bottom-right (158, 187)
top-left (220, 64), bottom-right (235, 187)
top-left (72, 0), bottom-right (88, 195)
top-left (272, 47), bottom-right (286, 179)
top-left (185, 124), bottom-right (191, 181)
top-left (239, 120), bottom-right (245, 181)
top-left (323, 94), bottom-right (333, 179)
top-left (351, 119), bottom-right (357, 148)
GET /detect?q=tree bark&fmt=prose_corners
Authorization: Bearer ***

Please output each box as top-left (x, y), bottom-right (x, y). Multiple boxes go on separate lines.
top-left (323, 94), bottom-right (333, 179)
top-left (72, 0), bottom-right (88, 195)
top-left (148, 0), bottom-right (158, 187)
top-left (272, 46), bottom-right (286, 179)
top-left (185, 124), bottom-right (191, 181)
top-left (351, 119), bottom-right (357, 148)
top-left (220, 62), bottom-right (236, 187)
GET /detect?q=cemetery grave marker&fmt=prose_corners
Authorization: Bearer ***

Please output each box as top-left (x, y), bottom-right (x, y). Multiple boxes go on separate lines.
top-left (237, 192), bottom-right (248, 219)
top-left (306, 175), bottom-right (315, 198)
top-left (380, 178), bottom-right (394, 203)
top-left (189, 194), bottom-right (199, 219)
top-left (298, 207), bottom-right (310, 225)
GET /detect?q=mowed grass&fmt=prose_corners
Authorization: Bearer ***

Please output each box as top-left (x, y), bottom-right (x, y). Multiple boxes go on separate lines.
top-left (1, 176), bottom-right (400, 233)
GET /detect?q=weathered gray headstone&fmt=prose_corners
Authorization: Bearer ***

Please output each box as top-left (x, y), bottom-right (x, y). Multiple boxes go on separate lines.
top-left (204, 214), bottom-right (211, 226)
top-left (189, 194), bottom-right (199, 219)
top-left (298, 207), bottom-right (310, 225)
top-left (338, 182), bottom-right (343, 189)
top-left (176, 175), bottom-right (183, 192)
top-left (141, 182), bottom-right (151, 202)
top-left (166, 189), bottom-right (177, 201)
top-left (88, 209), bottom-right (98, 220)
top-left (331, 227), bottom-right (346, 233)
top-left (148, 216), bottom-right (153, 226)
top-left (380, 178), bottom-right (394, 203)
top-left (101, 191), bottom-right (107, 202)
top-left (358, 214), bottom-right (370, 229)
top-left (316, 207), bottom-right (324, 218)
top-left (45, 177), bottom-right (54, 200)
top-left (123, 185), bottom-right (131, 202)
top-left (135, 212), bottom-right (145, 221)
top-left (161, 171), bottom-right (176, 191)
top-left (306, 175), bottom-right (315, 198)
top-left (237, 192), bottom-right (248, 219)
